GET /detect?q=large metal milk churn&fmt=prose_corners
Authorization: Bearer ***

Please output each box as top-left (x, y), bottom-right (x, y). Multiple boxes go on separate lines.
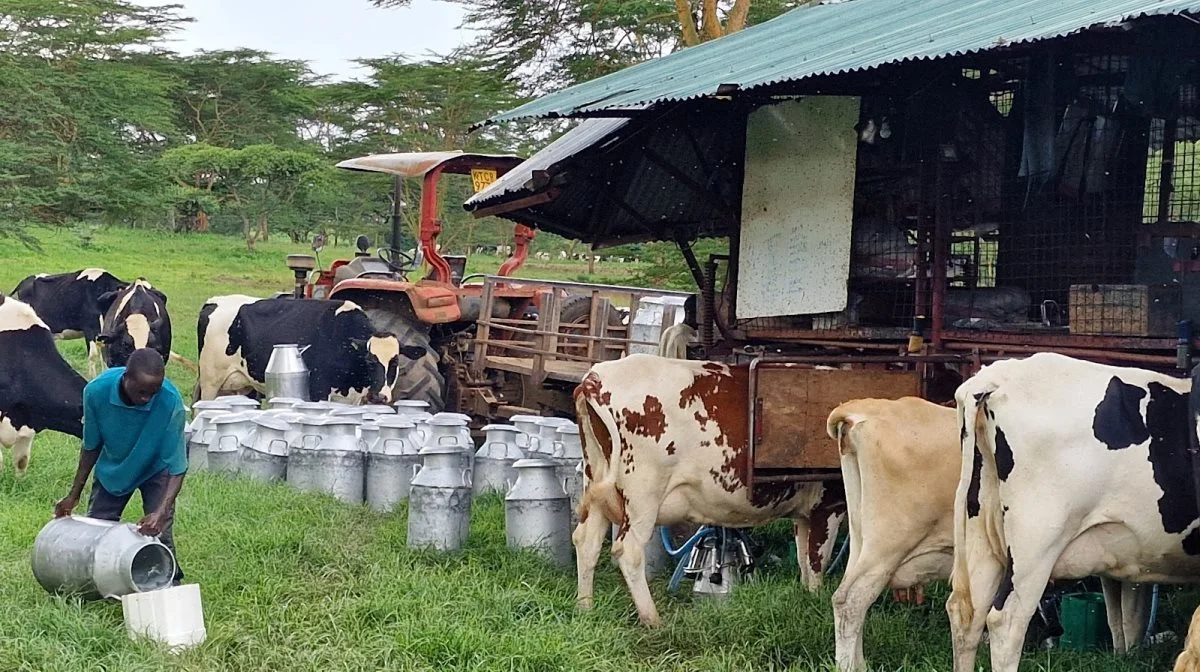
top-left (505, 458), bottom-right (573, 568)
top-left (365, 416), bottom-right (421, 510)
top-left (407, 446), bottom-right (472, 551)
top-left (208, 413), bottom-right (255, 474)
top-left (393, 399), bottom-right (430, 417)
top-left (422, 415), bottom-right (472, 471)
top-left (286, 416), bottom-right (366, 504)
top-left (473, 425), bottom-right (524, 495)
top-left (508, 415), bottom-right (542, 452)
top-left (31, 516), bottom-right (176, 599)
top-left (531, 418), bottom-right (572, 455)
top-left (241, 415), bottom-right (290, 483)
top-left (265, 344), bottom-right (310, 402)
top-left (186, 409), bottom-right (226, 471)
top-left (551, 423), bottom-right (585, 528)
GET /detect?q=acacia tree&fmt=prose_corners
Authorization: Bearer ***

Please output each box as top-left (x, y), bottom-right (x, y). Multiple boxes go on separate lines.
top-left (159, 143), bottom-right (326, 249)
top-left (0, 0), bottom-right (186, 232)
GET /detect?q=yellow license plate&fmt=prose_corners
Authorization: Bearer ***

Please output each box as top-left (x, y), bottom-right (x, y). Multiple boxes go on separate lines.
top-left (470, 168), bottom-right (498, 192)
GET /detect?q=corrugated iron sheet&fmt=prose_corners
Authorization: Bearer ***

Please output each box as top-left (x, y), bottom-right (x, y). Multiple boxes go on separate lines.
top-left (484, 0), bottom-right (1200, 125)
top-left (464, 118), bottom-right (631, 207)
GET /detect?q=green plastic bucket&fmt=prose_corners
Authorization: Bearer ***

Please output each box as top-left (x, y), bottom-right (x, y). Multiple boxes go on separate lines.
top-left (1058, 592), bottom-right (1110, 651)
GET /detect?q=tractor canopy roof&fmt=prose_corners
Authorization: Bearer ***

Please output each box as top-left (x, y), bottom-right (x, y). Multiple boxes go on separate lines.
top-left (335, 151), bottom-right (523, 178)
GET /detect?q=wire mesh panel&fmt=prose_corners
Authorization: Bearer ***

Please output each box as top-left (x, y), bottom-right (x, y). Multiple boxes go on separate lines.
top-left (735, 23), bottom-right (1200, 353)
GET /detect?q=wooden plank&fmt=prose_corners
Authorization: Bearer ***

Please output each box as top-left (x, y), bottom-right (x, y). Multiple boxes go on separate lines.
top-left (753, 367), bottom-right (920, 470)
top-left (485, 356), bottom-right (590, 384)
top-left (471, 280), bottom-right (496, 377)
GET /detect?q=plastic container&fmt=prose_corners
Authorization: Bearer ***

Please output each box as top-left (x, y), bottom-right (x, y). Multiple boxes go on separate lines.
top-left (121, 583), bottom-right (206, 651)
top-left (1059, 592), bottom-right (1110, 651)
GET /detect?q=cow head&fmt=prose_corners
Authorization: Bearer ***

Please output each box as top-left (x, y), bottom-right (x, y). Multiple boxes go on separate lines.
top-left (349, 332), bottom-right (411, 404)
top-left (96, 282), bottom-right (170, 368)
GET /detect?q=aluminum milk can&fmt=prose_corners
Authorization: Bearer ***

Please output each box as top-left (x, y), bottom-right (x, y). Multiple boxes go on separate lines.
top-left (217, 395), bottom-right (261, 411)
top-left (393, 399), bottom-right (430, 417)
top-left (241, 415), bottom-right (290, 483)
top-left (531, 418), bottom-right (571, 455)
top-left (286, 416), bottom-right (365, 504)
top-left (266, 396), bottom-right (303, 411)
top-left (423, 415), bottom-right (472, 472)
top-left (359, 420), bottom-right (380, 453)
top-left (508, 415), bottom-right (542, 452)
top-left (208, 413), bottom-right (255, 474)
top-left (552, 424), bottom-right (585, 528)
top-left (432, 412), bottom-right (473, 445)
top-left (407, 446), bottom-right (473, 551)
top-left (264, 344), bottom-right (310, 401)
top-left (409, 412), bottom-right (433, 444)
top-left (32, 516), bottom-right (176, 600)
top-left (365, 417), bottom-right (420, 512)
top-left (186, 409), bottom-right (226, 471)
top-left (505, 458), bottom-right (573, 568)
top-left (473, 424), bottom-right (524, 495)
top-left (367, 416), bottom-right (421, 508)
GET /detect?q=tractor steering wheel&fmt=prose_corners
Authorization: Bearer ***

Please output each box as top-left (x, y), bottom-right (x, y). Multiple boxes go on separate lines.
top-left (378, 246), bottom-right (417, 274)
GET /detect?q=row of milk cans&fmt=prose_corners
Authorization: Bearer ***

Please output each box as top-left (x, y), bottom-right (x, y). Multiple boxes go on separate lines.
top-left (185, 398), bottom-right (584, 566)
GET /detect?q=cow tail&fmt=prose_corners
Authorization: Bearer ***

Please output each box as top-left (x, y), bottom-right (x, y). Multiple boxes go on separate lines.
top-left (827, 402), bottom-right (864, 570)
top-left (950, 380), bottom-right (1005, 627)
top-left (575, 377), bottom-right (625, 527)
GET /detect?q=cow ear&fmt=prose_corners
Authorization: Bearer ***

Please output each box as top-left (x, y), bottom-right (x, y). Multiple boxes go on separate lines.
top-left (95, 332), bottom-right (113, 344)
top-left (97, 291), bottom-right (120, 312)
top-left (151, 288), bottom-right (168, 305)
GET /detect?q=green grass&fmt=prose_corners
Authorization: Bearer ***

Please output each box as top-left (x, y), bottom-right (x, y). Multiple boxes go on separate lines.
top-left (0, 226), bottom-right (1192, 670)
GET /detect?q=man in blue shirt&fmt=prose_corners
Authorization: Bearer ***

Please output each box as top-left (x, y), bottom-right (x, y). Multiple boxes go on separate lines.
top-left (54, 348), bottom-right (188, 584)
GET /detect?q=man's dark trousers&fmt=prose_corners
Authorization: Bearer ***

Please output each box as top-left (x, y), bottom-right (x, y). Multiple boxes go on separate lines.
top-left (87, 468), bottom-right (184, 583)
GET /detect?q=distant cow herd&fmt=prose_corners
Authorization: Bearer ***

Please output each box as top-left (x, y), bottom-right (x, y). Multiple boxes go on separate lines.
top-left (5, 268), bottom-right (1200, 670)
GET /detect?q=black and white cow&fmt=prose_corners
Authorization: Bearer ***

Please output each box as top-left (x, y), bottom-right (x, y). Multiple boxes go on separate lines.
top-left (0, 294), bottom-right (86, 475)
top-left (196, 295), bottom-right (424, 404)
top-left (12, 268), bottom-right (127, 377)
top-left (948, 352), bottom-right (1197, 672)
top-left (97, 278), bottom-right (172, 368)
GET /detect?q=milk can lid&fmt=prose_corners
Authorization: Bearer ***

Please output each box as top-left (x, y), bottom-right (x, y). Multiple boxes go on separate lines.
top-left (212, 412), bottom-right (254, 424)
top-left (252, 415), bottom-right (291, 431)
top-left (376, 416), bottom-right (416, 428)
top-left (217, 395), bottom-right (260, 407)
top-left (393, 399), bottom-right (430, 408)
top-left (418, 444), bottom-right (466, 455)
top-left (361, 404), bottom-right (396, 415)
top-left (513, 457), bottom-right (558, 469)
top-left (428, 415), bottom-right (467, 426)
top-left (481, 424), bottom-right (518, 432)
top-left (507, 414), bottom-right (542, 423)
top-left (192, 399), bottom-right (233, 411)
top-left (556, 424), bottom-right (580, 435)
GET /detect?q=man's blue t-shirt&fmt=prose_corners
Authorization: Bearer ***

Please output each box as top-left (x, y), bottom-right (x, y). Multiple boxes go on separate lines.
top-left (82, 367), bottom-right (188, 496)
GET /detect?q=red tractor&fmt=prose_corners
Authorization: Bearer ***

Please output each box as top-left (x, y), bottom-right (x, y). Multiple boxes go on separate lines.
top-left (285, 150), bottom-right (582, 413)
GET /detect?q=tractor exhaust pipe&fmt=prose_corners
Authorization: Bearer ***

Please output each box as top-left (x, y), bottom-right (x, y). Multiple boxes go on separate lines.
top-left (390, 175), bottom-right (404, 265)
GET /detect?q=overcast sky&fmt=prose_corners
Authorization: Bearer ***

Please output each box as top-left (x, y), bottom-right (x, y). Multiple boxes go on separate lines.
top-left (139, 0), bottom-right (471, 81)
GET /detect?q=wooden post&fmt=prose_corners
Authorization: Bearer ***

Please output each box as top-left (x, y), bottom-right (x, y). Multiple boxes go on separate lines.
top-left (586, 290), bottom-right (602, 361)
top-left (472, 279), bottom-right (495, 377)
top-left (625, 292), bottom-right (643, 357)
top-left (595, 297), bottom-right (612, 361)
top-left (533, 291), bottom-right (560, 387)
top-left (661, 304), bottom-right (679, 353)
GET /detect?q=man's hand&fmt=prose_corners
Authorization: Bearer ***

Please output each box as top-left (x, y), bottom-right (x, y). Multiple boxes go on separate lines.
top-left (53, 494), bottom-right (79, 518)
top-left (137, 510), bottom-right (168, 537)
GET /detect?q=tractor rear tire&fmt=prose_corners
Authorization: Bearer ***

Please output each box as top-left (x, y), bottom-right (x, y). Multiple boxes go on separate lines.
top-left (365, 308), bottom-right (446, 413)
top-left (558, 294), bottom-right (625, 327)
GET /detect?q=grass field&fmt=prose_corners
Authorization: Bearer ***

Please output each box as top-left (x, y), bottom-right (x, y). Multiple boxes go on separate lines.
top-left (0, 227), bottom-right (1194, 671)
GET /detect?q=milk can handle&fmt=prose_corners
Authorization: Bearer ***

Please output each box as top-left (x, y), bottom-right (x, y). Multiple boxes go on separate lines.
top-left (411, 463), bottom-right (422, 477)
top-left (218, 435), bottom-right (239, 450)
top-left (269, 439), bottom-right (289, 452)
top-left (461, 469), bottom-right (472, 487)
top-left (302, 433), bottom-right (323, 450)
top-left (551, 440), bottom-right (564, 458)
top-left (562, 477), bottom-right (571, 495)
top-left (438, 436), bottom-right (458, 446)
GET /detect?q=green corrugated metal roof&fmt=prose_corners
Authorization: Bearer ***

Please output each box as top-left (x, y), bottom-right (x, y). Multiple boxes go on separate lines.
top-left (484, 0), bottom-right (1200, 125)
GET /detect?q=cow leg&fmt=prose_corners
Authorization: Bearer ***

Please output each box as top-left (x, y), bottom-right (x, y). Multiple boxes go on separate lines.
top-left (573, 497), bottom-right (610, 612)
top-left (1101, 577), bottom-right (1128, 653)
top-left (946, 545), bottom-right (1005, 672)
top-left (832, 545), bottom-right (908, 672)
top-left (801, 508), bottom-right (845, 591)
top-left (985, 537), bottom-right (1072, 672)
top-left (1120, 581), bottom-right (1151, 652)
top-left (11, 428), bottom-right (33, 477)
top-left (611, 490), bottom-right (661, 627)
top-left (793, 517), bottom-right (814, 586)
top-left (86, 339), bottom-right (100, 378)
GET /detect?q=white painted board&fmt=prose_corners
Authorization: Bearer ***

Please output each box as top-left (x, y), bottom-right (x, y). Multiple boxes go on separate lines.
top-left (736, 96), bottom-right (860, 320)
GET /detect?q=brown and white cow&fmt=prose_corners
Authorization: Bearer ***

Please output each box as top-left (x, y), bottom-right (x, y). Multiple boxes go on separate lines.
top-left (948, 353), bottom-right (1188, 672)
top-left (572, 353), bottom-right (846, 626)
